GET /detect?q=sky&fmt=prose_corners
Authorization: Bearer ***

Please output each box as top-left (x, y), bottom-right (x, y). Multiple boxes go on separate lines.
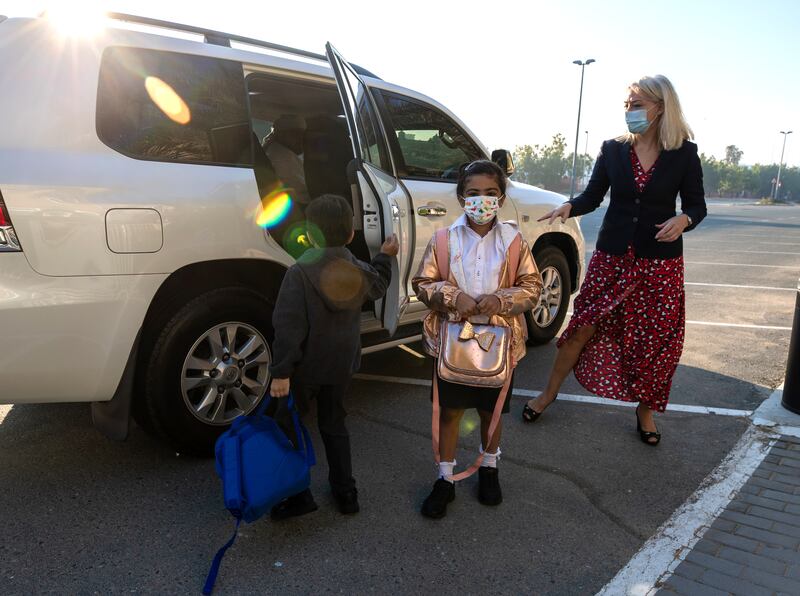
top-left (3, 0), bottom-right (799, 166)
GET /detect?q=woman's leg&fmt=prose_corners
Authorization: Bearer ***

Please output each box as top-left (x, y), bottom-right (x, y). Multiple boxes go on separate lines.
top-left (526, 324), bottom-right (597, 413)
top-left (439, 407), bottom-right (465, 462)
top-left (636, 402), bottom-right (660, 442)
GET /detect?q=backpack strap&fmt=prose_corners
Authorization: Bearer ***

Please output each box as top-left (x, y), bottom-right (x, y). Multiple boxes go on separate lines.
top-left (203, 517), bottom-right (241, 595)
top-left (220, 435), bottom-right (244, 516)
top-left (431, 367), bottom-right (511, 482)
top-left (506, 233), bottom-right (522, 286)
top-left (255, 394), bottom-right (316, 467)
top-left (434, 227), bottom-right (449, 281)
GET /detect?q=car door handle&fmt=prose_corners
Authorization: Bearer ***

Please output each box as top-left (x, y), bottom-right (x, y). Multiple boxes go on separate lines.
top-left (418, 205), bottom-right (447, 217)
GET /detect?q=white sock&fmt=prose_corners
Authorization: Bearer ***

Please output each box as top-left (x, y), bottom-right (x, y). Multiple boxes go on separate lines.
top-left (480, 444), bottom-right (501, 468)
top-left (438, 460), bottom-right (456, 483)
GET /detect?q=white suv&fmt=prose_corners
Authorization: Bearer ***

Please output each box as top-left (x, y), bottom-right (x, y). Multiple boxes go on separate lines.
top-left (0, 13), bottom-right (585, 454)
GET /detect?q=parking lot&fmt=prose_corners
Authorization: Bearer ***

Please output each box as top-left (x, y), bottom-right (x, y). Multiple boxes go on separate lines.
top-left (1, 201), bottom-right (798, 595)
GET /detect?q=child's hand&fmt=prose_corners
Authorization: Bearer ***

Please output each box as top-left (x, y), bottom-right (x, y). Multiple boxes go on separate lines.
top-left (270, 378), bottom-right (290, 398)
top-left (380, 234), bottom-right (399, 256)
top-left (476, 294), bottom-right (502, 317)
top-left (455, 293), bottom-right (479, 317)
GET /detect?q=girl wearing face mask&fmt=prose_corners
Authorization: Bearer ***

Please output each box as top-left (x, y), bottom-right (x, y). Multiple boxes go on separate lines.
top-left (412, 160), bottom-right (542, 518)
top-left (523, 74), bottom-right (707, 446)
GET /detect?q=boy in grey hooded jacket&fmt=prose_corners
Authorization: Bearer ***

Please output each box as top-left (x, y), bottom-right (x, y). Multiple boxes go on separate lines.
top-left (269, 194), bottom-right (398, 517)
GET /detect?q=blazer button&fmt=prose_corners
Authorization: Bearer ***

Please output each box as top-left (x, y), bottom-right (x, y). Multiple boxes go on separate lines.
top-left (635, 199), bottom-right (641, 204)
top-left (633, 217), bottom-right (639, 223)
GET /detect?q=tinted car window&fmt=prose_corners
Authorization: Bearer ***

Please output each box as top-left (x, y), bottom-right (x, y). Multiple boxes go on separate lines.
top-left (97, 48), bottom-right (251, 166)
top-left (380, 92), bottom-right (483, 179)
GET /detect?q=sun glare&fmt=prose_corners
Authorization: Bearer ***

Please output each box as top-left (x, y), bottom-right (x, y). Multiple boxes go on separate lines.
top-left (43, 4), bottom-right (107, 38)
top-left (144, 76), bottom-right (192, 125)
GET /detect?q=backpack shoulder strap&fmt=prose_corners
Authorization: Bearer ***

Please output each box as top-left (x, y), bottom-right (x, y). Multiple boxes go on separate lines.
top-left (434, 228), bottom-right (449, 281)
top-left (506, 233), bottom-right (522, 286)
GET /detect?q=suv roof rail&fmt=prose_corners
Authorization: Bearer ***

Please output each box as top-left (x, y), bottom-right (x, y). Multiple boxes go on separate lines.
top-left (106, 13), bottom-right (381, 79)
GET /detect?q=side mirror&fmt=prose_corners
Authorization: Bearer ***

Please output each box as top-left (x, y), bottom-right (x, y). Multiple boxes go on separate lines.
top-left (491, 149), bottom-right (515, 176)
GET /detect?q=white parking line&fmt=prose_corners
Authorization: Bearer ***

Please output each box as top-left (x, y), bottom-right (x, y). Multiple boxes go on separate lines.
top-left (690, 240), bottom-right (800, 247)
top-left (686, 320), bottom-right (792, 331)
top-left (685, 261), bottom-right (799, 269)
top-left (564, 312), bottom-right (793, 331)
top-left (351, 374), bottom-right (753, 417)
top-left (596, 426), bottom-right (775, 596)
top-left (687, 249), bottom-right (800, 256)
top-left (684, 282), bottom-right (797, 292)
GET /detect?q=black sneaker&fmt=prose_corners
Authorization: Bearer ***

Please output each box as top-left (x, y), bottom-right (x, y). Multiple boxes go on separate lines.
top-left (421, 478), bottom-right (455, 519)
top-left (270, 488), bottom-right (318, 521)
top-left (478, 466), bottom-right (502, 506)
top-left (334, 488), bottom-right (360, 515)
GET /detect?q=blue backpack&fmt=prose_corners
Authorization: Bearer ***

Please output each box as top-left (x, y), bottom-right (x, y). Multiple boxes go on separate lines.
top-left (203, 394), bottom-right (315, 595)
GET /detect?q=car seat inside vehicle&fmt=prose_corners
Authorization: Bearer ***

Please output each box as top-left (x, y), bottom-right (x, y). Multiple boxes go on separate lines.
top-left (246, 74), bottom-right (371, 267)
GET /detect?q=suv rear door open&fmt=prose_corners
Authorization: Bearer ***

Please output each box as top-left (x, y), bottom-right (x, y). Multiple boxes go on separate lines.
top-left (326, 43), bottom-right (411, 336)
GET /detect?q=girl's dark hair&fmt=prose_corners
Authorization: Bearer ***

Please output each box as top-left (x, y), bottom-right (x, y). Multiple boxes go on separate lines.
top-left (306, 194), bottom-right (354, 247)
top-left (456, 160), bottom-right (507, 198)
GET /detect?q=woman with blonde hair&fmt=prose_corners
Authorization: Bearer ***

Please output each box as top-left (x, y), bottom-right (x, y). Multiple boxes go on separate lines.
top-left (522, 75), bottom-right (707, 445)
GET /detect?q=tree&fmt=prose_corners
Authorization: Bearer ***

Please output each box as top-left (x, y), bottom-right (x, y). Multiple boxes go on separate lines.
top-left (512, 134), bottom-right (591, 192)
top-left (724, 145), bottom-right (743, 166)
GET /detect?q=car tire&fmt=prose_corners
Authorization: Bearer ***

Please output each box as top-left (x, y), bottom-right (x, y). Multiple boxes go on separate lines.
top-left (138, 287), bottom-right (274, 456)
top-left (526, 246), bottom-right (572, 345)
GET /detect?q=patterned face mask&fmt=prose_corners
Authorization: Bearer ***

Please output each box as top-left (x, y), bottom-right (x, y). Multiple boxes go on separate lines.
top-left (463, 195), bottom-right (501, 225)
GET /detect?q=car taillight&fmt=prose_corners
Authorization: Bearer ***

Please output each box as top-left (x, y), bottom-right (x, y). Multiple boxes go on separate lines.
top-left (0, 192), bottom-right (22, 252)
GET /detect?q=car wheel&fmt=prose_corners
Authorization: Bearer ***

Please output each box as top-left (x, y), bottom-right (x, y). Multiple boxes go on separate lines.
top-left (526, 246), bottom-right (572, 345)
top-left (139, 287), bottom-right (274, 456)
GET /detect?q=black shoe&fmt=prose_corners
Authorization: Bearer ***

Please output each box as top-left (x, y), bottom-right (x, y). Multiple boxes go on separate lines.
top-left (334, 488), bottom-right (360, 515)
top-left (522, 396), bottom-right (556, 423)
top-left (636, 405), bottom-right (661, 446)
top-left (270, 488), bottom-right (318, 521)
top-left (478, 466), bottom-right (502, 506)
top-left (421, 478), bottom-right (455, 519)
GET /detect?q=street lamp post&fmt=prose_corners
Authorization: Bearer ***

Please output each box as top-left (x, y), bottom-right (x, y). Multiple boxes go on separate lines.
top-left (773, 130), bottom-right (793, 201)
top-left (569, 59), bottom-right (595, 199)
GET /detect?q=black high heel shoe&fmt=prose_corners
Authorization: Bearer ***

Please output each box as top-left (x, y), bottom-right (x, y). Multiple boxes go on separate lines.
top-left (636, 405), bottom-right (661, 446)
top-left (522, 396), bottom-right (555, 423)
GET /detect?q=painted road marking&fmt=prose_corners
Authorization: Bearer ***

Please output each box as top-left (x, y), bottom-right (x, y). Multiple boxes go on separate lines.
top-left (565, 312), bottom-right (792, 331)
top-left (596, 425), bottom-right (775, 596)
top-left (689, 239), bottom-right (800, 247)
top-left (684, 282), bottom-right (797, 291)
top-left (686, 320), bottom-right (792, 331)
top-left (686, 249), bottom-right (800, 256)
top-left (685, 261), bottom-right (799, 269)
top-left (351, 374), bottom-right (754, 417)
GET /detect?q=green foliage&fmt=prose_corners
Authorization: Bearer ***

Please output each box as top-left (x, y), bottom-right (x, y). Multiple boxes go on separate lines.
top-left (512, 134), bottom-right (593, 193)
top-left (700, 153), bottom-right (798, 201)
top-left (724, 145), bottom-right (743, 166)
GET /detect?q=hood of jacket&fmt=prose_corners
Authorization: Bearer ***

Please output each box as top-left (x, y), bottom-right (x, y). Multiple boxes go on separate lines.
top-left (296, 247), bottom-right (377, 312)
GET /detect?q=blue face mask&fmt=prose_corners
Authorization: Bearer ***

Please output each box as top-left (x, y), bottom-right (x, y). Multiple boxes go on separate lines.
top-left (625, 109), bottom-right (650, 134)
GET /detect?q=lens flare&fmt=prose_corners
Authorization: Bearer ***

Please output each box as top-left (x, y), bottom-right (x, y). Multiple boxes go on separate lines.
top-left (45, 4), bottom-right (106, 38)
top-left (144, 76), bottom-right (191, 125)
top-left (256, 190), bottom-right (293, 229)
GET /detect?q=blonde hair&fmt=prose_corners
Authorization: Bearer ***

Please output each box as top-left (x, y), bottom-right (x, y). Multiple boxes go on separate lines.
top-left (619, 75), bottom-right (694, 151)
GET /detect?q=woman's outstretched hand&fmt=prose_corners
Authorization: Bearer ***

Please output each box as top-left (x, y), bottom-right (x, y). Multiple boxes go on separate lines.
top-left (537, 203), bottom-right (572, 224)
top-left (655, 214), bottom-right (690, 242)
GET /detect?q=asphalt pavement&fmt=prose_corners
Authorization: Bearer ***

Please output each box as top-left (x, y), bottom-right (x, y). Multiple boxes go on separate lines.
top-left (1, 199), bottom-right (798, 595)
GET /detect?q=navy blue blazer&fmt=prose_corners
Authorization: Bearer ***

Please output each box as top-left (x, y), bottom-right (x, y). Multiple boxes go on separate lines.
top-left (568, 139), bottom-right (707, 259)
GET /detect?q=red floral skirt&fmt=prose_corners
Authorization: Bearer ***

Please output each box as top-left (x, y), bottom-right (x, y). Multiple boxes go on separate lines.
top-left (558, 247), bottom-right (685, 412)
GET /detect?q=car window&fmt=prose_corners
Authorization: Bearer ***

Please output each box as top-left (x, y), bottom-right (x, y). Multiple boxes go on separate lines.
top-left (380, 92), bottom-right (483, 180)
top-left (336, 65), bottom-right (390, 171)
top-left (97, 48), bottom-right (252, 167)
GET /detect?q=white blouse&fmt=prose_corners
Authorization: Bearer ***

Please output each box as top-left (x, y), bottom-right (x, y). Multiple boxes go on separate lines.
top-left (448, 214), bottom-right (515, 298)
